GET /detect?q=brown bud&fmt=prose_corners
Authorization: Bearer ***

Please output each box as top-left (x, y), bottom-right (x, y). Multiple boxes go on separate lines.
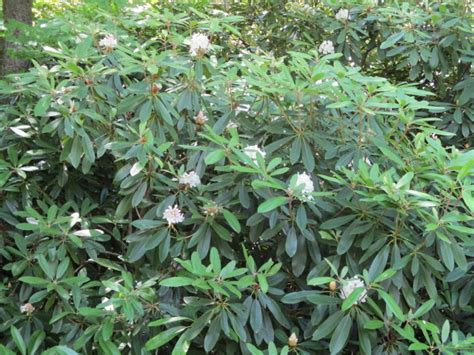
top-left (151, 83), bottom-right (161, 96)
top-left (85, 79), bottom-right (93, 86)
top-left (194, 111), bottom-right (208, 125)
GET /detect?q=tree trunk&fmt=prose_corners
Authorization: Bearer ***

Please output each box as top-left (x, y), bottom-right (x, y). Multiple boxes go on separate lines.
top-left (1, 0), bottom-right (33, 76)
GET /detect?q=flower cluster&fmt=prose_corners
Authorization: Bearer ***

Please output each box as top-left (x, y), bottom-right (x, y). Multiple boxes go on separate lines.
top-left (179, 171), bottom-right (201, 187)
top-left (318, 40), bottom-right (335, 55)
top-left (335, 9), bottom-right (350, 21)
top-left (20, 303), bottom-right (35, 315)
top-left (189, 33), bottom-right (210, 57)
top-left (99, 34), bottom-right (117, 50)
top-left (243, 145), bottom-right (266, 163)
top-left (163, 205), bottom-right (185, 225)
top-left (339, 277), bottom-right (368, 303)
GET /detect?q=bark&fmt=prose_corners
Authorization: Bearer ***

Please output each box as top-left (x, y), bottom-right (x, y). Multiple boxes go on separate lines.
top-left (1, 0), bottom-right (33, 76)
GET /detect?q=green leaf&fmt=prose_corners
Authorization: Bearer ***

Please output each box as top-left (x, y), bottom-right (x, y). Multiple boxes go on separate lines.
top-left (145, 326), bottom-right (187, 350)
top-left (329, 314), bottom-right (352, 353)
top-left (441, 320), bottom-right (450, 343)
top-left (257, 196), bottom-right (287, 213)
top-left (11, 326), bottom-right (26, 355)
top-left (155, 98), bottom-right (174, 125)
top-left (378, 290), bottom-right (405, 321)
top-left (364, 320), bottom-right (384, 330)
top-left (413, 299), bottom-right (435, 318)
top-left (222, 209), bottom-right (241, 233)
top-left (380, 32), bottom-right (404, 49)
top-left (37, 255), bottom-right (55, 280)
top-left (28, 330), bottom-right (46, 355)
top-left (320, 215), bottom-right (356, 230)
top-left (308, 277), bottom-right (335, 286)
top-left (313, 311), bottom-right (345, 340)
top-left (132, 182), bottom-right (148, 207)
top-left (19, 276), bottom-right (49, 286)
top-left (204, 317), bottom-right (221, 352)
top-left (285, 228), bottom-right (297, 257)
top-left (69, 136), bottom-right (82, 168)
top-left (160, 277), bottom-right (194, 287)
top-left (149, 317), bottom-right (191, 327)
top-left (307, 294), bottom-right (341, 305)
top-left (374, 269), bottom-right (396, 283)
top-left (210, 247), bottom-right (221, 273)
top-left (205, 149), bottom-right (226, 165)
top-left (341, 287), bottom-right (364, 311)
top-left (139, 100), bottom-right (153, 122)
top-left (34, 96), bottom-right (52, 117)
top-left (82, 135), bottom-right (95, 163)
top-left (408, 343), bottom-right (429, 351)
top-left (246, 344), bottom-right (264, 355)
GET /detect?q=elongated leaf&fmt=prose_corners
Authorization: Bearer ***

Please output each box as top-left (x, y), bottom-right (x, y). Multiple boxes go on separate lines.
top-left (257, 196), bottom-right (287, 213)
top-left (145, 326), bottom-right (187, 350)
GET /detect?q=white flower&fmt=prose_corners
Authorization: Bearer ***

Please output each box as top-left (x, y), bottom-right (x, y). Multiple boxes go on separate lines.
top-left (335, 9), bottom-right (350, 21)
top-left (294, 172), bottom-right (314, 195)
top-left (318, 40), bottom-right (335, 55)
top-left (194, 111), bottom-right (208, 125)
top-left (179, 171), bottom-right (201, 187)
top-left (163, 205), bottom-right (185, 225)
top-left (99, 34), bottom-right (117, 50)
top-left (243, 145), bottom-right (266, 163)
top-left (20, 303), bottom-right (35, 314)
top-left (101, 297), bottom-right (115, 311)
top-left (189, 33), bottom-right (210, 57)
top-left (340, 277), bottom-right (367, 303)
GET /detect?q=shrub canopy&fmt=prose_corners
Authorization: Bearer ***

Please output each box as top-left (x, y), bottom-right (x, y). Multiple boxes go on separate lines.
top-left (0, 1), bottom-right (473, 354)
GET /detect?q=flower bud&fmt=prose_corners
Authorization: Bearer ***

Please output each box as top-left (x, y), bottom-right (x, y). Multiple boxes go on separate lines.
top-left (288, 333), bottom-right (298, 347)
top-left (329, 281), bottom-right (337, 291)
top-left (194, 111), bottom-right (208, 125)
top-left (151, 83), bottom-right (161, 96)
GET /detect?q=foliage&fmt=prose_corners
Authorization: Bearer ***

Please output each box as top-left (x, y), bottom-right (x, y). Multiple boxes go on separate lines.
top-left (228, 0), bottom-right (473, 146)
top-left (0, 1), bottom-right (473, 354)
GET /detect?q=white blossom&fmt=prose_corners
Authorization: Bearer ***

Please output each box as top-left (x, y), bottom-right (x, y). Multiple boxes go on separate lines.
top-left (101, 297), bottom-right (115, 311)
top-left (243, 145), bottom-right (266, 163)
top-left (99, 34), bottom-right (117, 50)
top-left (340, 277), bottom-right (367, 303)
top-left (189, 33), bottom-right (210, 57)
top-left (20, 303), bottom-right (35, 314)
top-left (163, 205), bottom-right (185, 225)
top-left (318, 40), bottom-right (335, 55)
top-left (179, 171), bottom-right (201, 187)
top-left (335, 9), bottom-right (350, 21)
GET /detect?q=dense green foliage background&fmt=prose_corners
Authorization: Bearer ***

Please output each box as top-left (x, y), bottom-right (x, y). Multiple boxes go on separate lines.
top-left (0, 0), bottom-right (473, 354)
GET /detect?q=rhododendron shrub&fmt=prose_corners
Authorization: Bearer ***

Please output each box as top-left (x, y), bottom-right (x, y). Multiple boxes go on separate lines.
top-left (0, 1), bottom-right (473, 354)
